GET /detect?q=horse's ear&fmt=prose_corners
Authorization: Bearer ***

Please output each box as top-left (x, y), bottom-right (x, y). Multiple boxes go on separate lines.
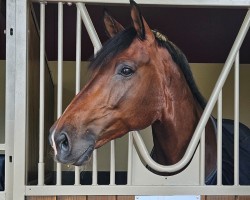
top-left (130, 0), bottom-right (154, 42)
top-left (103, 9), bottom-right (125, 38)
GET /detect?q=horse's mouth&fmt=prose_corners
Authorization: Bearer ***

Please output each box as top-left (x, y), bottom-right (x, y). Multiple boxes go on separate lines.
top-left (73, 145), bottom-right (95, 166)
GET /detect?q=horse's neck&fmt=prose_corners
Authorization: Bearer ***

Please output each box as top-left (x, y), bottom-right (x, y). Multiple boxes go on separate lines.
top-left (151, 95), bottom-right (201, 165)
top-left (151, 61), bottom-right (217, 177)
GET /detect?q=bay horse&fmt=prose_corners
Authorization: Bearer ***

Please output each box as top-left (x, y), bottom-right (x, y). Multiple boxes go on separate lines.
top-left (49, 0), bottom-right (250, 185)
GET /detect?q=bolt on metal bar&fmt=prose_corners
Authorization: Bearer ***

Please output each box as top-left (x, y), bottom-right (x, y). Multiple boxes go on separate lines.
top-left (56, 2), bottom-right (64, 185)
top-left (234, 51), bottom-right (240, 186)
top-left (217, 91), bottom-right (223, 185)
top-left (38, 2), bottom-right (45, 186)
top-left (132, 9), bottom-right (250, 173)
top-left (74, 8), bottom-right (82, 186)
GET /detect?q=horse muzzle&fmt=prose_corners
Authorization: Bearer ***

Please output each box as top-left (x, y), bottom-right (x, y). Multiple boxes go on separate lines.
top-left (49, 128), bottom-right (97, 166)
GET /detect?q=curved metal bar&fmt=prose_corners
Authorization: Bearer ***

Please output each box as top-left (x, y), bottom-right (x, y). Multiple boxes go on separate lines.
top-left (76, 3), bottom-right (102, 51)
top-left (132, 9), bottom-right (250, 173)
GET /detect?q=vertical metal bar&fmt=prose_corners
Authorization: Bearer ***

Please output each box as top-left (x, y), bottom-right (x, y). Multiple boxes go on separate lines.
top-left (200, 129), bottom-right (205, 185)
top-left (13, 0), bottom-right (28, 199)
top-left (234, 51), bottom-right (240, 186)
top-left (74, 8), bottom-right (82, 186)
top-left (38, 2), bottom-right (45, 186)
top-left (91, 48), bottom-right (100, 187)
top-left (110, 140), bottom-right (115, 185)
top-left (56, 2), bottom-right (63, 186)
top-left (75, 8), bottom-right (82, 95)
top-left (127, 132), bottom-right (134, 185)
top-left (217, 91), bottom-right (223, 185)
top-left (76, 3), bottom-right (102, 185)
top-left (5, 0), bottom-right (16, 198)
top-left (92, 150), bottom-right (98, 185)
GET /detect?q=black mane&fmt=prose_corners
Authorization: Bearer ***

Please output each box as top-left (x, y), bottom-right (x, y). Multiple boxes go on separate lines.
top-left (89, 27), bottom-right (137, 70)
top-left (89, 27), bottom-right (207, 109)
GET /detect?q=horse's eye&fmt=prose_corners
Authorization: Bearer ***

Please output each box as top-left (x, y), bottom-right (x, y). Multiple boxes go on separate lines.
top-left (119, 67), bottom-right (134, 77)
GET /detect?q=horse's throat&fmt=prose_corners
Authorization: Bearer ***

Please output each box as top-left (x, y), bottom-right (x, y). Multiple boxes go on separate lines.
top-left (151, 118), bottom-right (197, 166)
top-left (150, 105), bottom-right (217, 177)
top-left (151, 96), bottom-right (203, 162)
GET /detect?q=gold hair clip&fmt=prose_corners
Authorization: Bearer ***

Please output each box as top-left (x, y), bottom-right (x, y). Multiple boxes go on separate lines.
top-left (152, 30), bottom-right (168, 42)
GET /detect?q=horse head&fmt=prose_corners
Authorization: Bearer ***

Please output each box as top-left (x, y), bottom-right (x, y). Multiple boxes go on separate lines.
top-left (49, 0), bottom-right (169, 166)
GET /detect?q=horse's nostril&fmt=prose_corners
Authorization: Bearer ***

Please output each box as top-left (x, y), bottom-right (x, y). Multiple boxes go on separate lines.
top-left (60, 133), bottom-right (70, 152)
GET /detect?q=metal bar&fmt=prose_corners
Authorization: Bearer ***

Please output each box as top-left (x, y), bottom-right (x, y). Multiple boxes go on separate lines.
top-left (132, 9), bottom-right (250, 173)
top-left (13, 0), bottom-right (28, 199)
top-left (32, 0), bottom-right (250, 8)
top-left (91, 51), bottom-right (99, 186)
top-left (56, 2), bottom-right (63, 185)
top-left (75, 8), bottom-right (82, 95)
top-left (74, 167), bottom-right (80, 185)
top-left (234, 51), bottom-right (240, 186)
top-left (38, 2), bottom-right (45, 186)
top-left (92, 149), bottom-right (98, 185)
top-left (110, 140), bottom-right (115, 185)
top-left (26, 185), bottom-right (250, 196)
top-left (5, 0), bottom-right (16, 199)
top-left (74, 8), bottom-right (82, 186)
top-left (76, 3), bottom-right (102, 51)
top-left (127, 132), bottom-right (133, 185)
top-left (217, 91), bottom-right (223, 185)
top-left (200, 129), bottom-right (205, 185)
top-left (74, 3), bottom-right (102, 186)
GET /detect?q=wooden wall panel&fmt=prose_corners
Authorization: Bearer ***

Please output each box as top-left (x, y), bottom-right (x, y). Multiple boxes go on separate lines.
top-left (57, 196), bottom-right (87, 200)
top-left (87, 196), bottom-right (116, 200)
top-left (238, 196), bottom-right (250, 200)
top-left (204, 196), bottom-right (236, 200)
top-left (116, 196), bottom-right (134, 200)
top-left (27, 197), bottom-right (56, 200)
